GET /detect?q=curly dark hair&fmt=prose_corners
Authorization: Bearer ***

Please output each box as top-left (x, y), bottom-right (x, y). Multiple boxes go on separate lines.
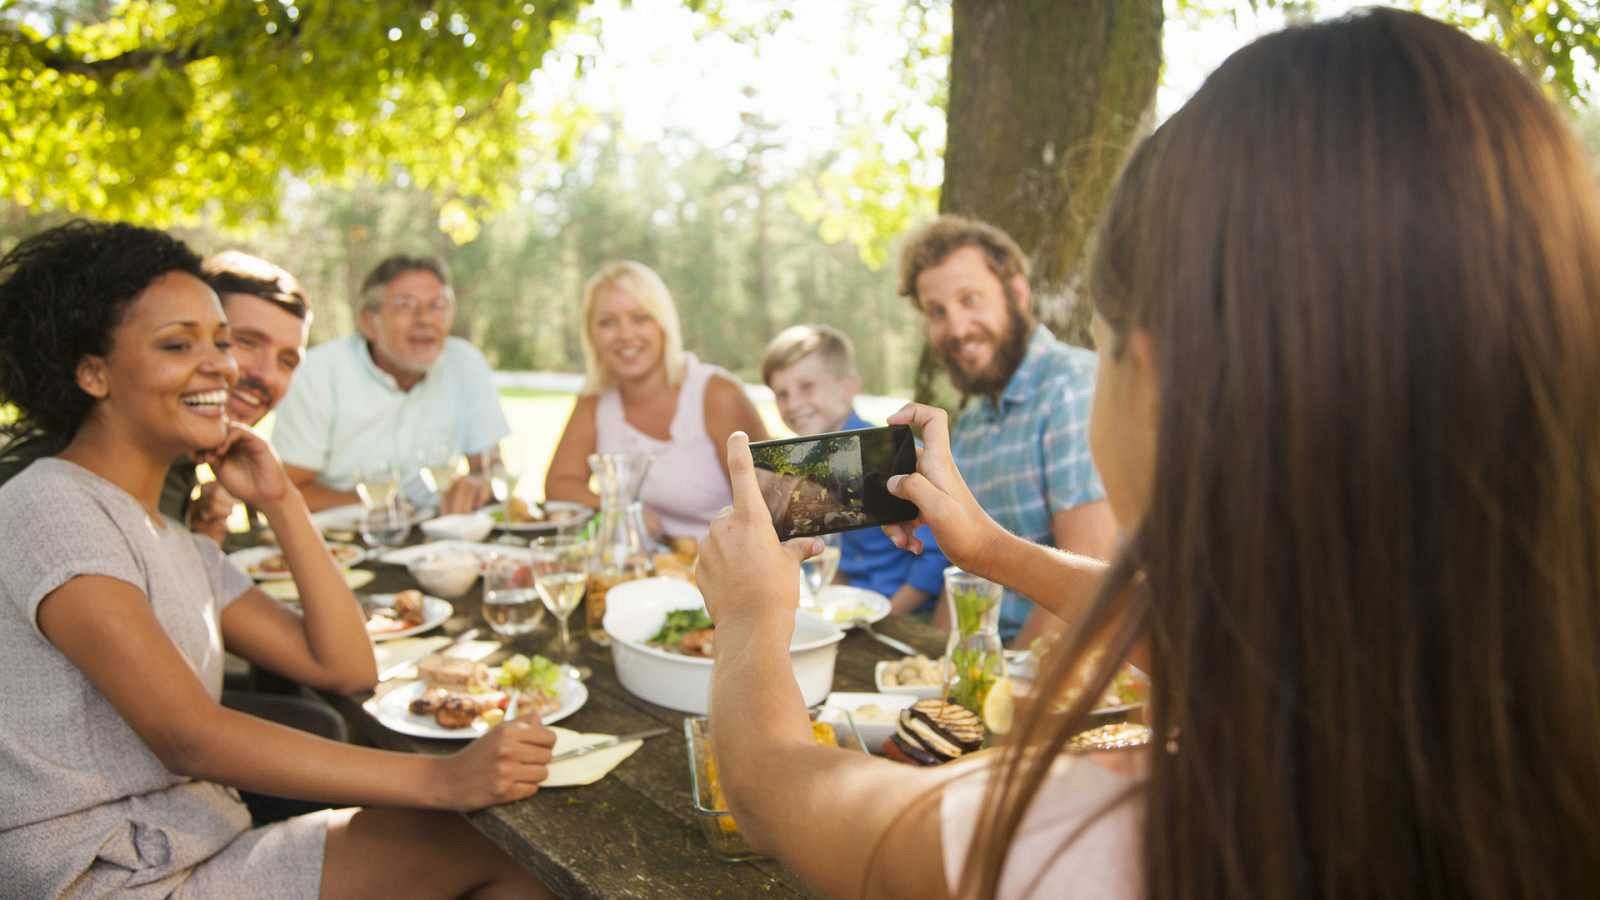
top-left (0, 220), bottom-right (204, 441)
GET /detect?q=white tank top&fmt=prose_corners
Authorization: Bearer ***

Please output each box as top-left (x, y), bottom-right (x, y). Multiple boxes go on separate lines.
top-left (595, 354), bottom-right (733, 539)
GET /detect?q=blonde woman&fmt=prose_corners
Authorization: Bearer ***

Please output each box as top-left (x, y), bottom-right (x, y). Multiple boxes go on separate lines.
top-left (545, 261), bottom-right (768, 539)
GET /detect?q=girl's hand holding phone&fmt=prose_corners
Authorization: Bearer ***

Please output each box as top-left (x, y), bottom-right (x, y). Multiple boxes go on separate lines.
top-left (882, 403), bottom-right (1006, 573)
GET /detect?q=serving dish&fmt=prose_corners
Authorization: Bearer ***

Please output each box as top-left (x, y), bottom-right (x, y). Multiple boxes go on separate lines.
top-left (821, 691), bottom-right (917, 755)
top-left (685, 709), bottom-right (865, 859)
top-left (874, 658), bottom-right (945, 700)
top-left (419, 512), bottom-right (496, 543)
top-left (603, 577), bottom-right (845, 714)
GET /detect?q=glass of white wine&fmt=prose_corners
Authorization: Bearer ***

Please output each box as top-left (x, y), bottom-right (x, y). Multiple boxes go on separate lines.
top-left (355, 462), bottom-right (400, 511)
top-left (420, 447), bottom-right (466, 497)
top-left (799, 532), bottom-right (842, 606)
top-left (529, 535), bottom-right (591, 680)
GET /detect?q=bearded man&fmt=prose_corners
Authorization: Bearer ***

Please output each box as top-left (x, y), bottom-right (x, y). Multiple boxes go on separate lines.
top-left (897, 215), bottom-right (1116, 644)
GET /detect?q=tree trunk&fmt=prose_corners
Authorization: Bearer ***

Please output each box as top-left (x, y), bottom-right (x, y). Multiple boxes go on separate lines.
top-left (917, 0), bottom-right (1163, 407)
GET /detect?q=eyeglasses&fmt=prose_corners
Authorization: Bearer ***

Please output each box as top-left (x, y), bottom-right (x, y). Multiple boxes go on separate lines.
top-left (384, 292), bottom-right (454, 316)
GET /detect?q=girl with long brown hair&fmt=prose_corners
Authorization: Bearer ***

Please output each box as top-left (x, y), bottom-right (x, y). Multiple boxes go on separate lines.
top-left (696, 8), bottom-right (1600, 898)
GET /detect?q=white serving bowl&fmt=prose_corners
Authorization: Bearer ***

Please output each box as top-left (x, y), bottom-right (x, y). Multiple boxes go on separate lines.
top-left (405, 550), bottom-right (483, 598)
top-left (874, 660), bottom-right (944, 700)
top-left (603, 577), bottom-right (845, 714)
top-left (419, 512), bottom-right (496, 543)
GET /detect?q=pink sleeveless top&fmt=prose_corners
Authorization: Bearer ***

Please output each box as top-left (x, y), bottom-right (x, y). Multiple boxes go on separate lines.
top-left (942, 754), bottom-right (1143, 898)
top-left (595, 354), bottom-right (733, 539)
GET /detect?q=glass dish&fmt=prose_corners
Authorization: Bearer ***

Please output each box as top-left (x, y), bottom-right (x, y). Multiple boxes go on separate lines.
top-left (684, 708), bottom-right (867, 860)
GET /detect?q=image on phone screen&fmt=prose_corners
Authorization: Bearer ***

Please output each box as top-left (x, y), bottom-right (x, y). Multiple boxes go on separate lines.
top-left (749, 425), bottom-right (920, 540)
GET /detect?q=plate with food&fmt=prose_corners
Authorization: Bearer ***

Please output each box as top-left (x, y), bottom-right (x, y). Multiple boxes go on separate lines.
top-left (364, 653), bottom-right (587, 739)
top-left (803, 585), bottom-right (891, 629)
top-left (363, 589), bottom-right (452, 641)
top-left (229, 542), bottom-right (367, 580)
top-left (486, 499), bottom-right (593, 534)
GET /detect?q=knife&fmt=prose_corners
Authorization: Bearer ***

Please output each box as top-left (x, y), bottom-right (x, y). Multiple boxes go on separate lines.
top-left (378, 627), bottom-right (482, 682)
top-left (550, 726), bottom-right (670, 763)
top-left (853, 618), bottom-right (919, 657)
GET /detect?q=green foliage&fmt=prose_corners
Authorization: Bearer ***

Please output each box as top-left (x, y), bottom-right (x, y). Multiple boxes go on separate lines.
top-left (0, 0), bottom-right (589, 235)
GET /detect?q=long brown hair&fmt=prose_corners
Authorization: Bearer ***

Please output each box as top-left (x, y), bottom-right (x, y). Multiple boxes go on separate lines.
top-left (966, 10), bottom-right (1600, 898)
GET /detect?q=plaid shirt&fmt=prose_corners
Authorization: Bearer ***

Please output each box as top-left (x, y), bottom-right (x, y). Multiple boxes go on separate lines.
top-left (949, 324), bottom-right (1105, 639)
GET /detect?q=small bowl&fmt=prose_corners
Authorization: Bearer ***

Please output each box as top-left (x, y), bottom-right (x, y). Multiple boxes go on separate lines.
top-left (874, 660), bottom-right (944, 700)
top-left (405, 551), bottom-right (482, 598)
top-left (419, 512), bottom-right (495, 543)
top-left (822, 691), bottom-right (916, 755)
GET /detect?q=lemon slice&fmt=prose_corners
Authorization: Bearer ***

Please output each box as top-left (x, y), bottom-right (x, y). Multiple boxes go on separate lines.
top-left (983, 677), bottom-right (1016, 736)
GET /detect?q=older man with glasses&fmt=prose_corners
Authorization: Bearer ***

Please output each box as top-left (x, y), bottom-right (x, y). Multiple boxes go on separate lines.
top-left (272, 255), bottom-right (509, 513)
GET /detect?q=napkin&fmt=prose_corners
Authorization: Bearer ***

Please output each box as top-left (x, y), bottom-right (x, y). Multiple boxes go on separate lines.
top-left (262, 568), bottom-right (375, 602)
top-left (374, 637), bottom-right (501, 681)
top-left (543, 727), bottom-right (644, 787)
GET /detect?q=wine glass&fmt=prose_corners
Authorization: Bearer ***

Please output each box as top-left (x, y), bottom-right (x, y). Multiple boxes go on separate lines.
top-left (354, 462), bottom-right (400, 511)
top-left (420, 446), bottom-right (467, 502)
top-left (799, 532), bottom-right (842, 605)
top-left (529, 535), bottom-right (592, 680)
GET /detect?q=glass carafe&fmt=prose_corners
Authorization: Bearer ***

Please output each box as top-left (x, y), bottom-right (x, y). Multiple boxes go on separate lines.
top-left (585, 452), bottom-right (656, 645)
top-left (943, 566), bottom-right (1006, 716)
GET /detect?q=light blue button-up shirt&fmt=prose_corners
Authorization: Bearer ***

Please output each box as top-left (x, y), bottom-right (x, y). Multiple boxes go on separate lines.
top-left (948, 325), bottom-right (1105, 640)
top-left (271, 335), bottom-right (510, 492)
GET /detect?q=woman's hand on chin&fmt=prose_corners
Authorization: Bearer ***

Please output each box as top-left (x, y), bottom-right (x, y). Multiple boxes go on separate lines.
top-left (196, 422), bottom-right (293, 511)
top-left (697, 431), bottom-right (818, 644)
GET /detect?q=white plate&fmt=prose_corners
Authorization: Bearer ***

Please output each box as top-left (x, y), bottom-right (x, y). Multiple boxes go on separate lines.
top-left (375, 540), bottom-right (507, 567)
top-left (803, 585), bottom-right (891, 629)
top-left (310, 503), bottom-right (367, 534)
top-left (364, 593), bottom-right (453, 642)
top-left (364, 674), bottom-right (588, 740)
top-left (823, 691), bottom-right (916, 754)
top-left (486, 500), bottom-right (593, 534)
top-left (228, 543), bottom-right (367, 581)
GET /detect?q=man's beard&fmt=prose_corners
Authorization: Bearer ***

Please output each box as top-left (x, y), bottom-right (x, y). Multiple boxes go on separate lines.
top-left (937, 302), bottom-right (1033, 397)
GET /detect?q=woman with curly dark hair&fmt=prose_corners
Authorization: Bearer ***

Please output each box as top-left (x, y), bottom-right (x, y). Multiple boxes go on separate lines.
top-left (0, 221), bottom-right (555, 897)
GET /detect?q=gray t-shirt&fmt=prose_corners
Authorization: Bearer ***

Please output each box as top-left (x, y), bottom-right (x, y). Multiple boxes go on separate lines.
top-left (0, 459), bottom-right (263, 894)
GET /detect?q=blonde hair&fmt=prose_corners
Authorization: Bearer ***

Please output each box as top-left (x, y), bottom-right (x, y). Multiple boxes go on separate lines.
top-left (578, 260), bottom-right (687, 394)
top-left (759, 324), bottom-right (858, 386)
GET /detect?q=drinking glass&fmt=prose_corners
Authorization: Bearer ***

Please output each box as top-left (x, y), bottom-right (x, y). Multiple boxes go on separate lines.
top-left (354, 463), bottom-right (400, 511)
top-left (420, 447), bottom-right (467, 502)
top-left (799, 533), bottom-right (842, 605)
top-left (359, 500), bottom-right (412, 549)
top-left (529, 535), bottom-right (592, 680)
top-left (482, 551), bottom-right (546, 640)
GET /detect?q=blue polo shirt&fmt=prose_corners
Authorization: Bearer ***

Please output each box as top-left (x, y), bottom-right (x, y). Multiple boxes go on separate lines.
top-left (835, 410), bottom-right (949, 609)
top-left (948, 325), bottom-right (1105, 640)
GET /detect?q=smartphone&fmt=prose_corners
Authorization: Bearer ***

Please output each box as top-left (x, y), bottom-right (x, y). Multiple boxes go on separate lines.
top-left (749, 424), bottom-right (920, 540)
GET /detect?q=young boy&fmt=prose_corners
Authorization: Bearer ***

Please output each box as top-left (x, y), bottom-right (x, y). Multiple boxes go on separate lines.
top-left (760, 324), bottom-right (948, 615)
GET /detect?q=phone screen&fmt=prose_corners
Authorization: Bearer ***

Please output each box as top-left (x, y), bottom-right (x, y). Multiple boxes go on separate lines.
top-left (749, 424), bottom-right (920, 540)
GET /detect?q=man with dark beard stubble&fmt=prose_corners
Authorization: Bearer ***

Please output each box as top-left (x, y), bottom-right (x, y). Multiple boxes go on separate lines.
top-left (896, 215), bottom-right (1117, 645)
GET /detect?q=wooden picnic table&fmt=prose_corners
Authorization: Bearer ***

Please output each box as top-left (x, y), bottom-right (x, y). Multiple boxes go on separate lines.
top-left (324, 557), bottom-right (947, 899)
